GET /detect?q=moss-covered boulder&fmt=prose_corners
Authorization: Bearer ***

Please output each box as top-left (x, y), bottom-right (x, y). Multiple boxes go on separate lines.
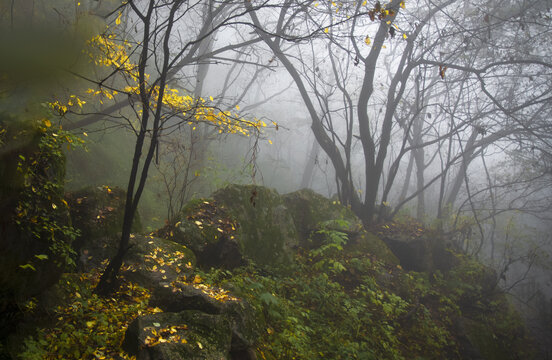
top-left (165, 199), bottom-right (245, 270)
top-left (212, 185), bottom-right (298, 267)
top-left (345, 230), bottom-right (398, 265)
top-left (123, 310), bottom-right (233, 360)
top-left (283, 189), bottom-right (362, 246)
top-left (150, 282), bottom-right (259, 356)
top-left (283, 189), bottom-right (397, 265)
top-left (376, 219), bottom-right (456, 272)
top-left (121, 234), bottom-right (196, 291)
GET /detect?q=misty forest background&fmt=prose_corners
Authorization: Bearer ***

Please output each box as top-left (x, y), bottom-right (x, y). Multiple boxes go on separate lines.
top-left (1, 0), bottom-right (552, 358)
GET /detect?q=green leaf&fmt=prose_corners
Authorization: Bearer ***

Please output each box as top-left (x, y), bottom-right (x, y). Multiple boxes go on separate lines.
top-left (259, 292), bottom-right (279, 306)
top-left (35, 254), bottom-right (49, 260)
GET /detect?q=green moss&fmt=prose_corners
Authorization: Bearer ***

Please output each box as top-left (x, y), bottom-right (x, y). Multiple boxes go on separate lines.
top-left (283, 189), bottom-right (362, 246)
top-left (212, 185), bottom-right (298, 267)
top-left (346, 230), bottom-right (399, 265)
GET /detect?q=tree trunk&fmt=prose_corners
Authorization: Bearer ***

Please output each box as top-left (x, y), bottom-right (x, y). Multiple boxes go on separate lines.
top-left (398, 152), bottom-right (414, 205)
top-left (414, 147), bottom-right (425, 220)
top-left (300, 137), bottom-right (320, 189)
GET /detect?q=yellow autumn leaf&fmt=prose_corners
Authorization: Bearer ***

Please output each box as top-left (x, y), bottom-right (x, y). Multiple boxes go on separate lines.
top-left (209, 96), bottom-right (214, 101)
top-left (364, 36), bottom-right (371, 45)
top-left (403, 33), bottom-right (408, 39)
top-left (115, 12), bottom-right (122, 25)
top-left (43, 119), bottom-right (51, 127)
top-left (235, 105), bottom-right (240, 110)
top-left (400, 1), bottom-right (406, 9)
top-left (324, 28), bottom-right (329, 34)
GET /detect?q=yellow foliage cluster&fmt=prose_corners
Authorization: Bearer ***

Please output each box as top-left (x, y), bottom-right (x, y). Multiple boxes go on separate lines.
top-left (49, 94), bottom-right (87, 115)
top-left (48, 30), bottom-right (267, 137)
top-left (86, 34), bottom-right (136, 77)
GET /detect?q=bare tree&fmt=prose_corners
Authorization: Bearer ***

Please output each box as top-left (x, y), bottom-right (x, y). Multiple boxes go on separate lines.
top-left (247, 0), bottom-right (551, 229)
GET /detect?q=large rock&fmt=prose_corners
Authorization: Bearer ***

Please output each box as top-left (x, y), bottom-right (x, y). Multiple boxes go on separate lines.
top-left (212, 185), bottom-right (299, 267)
top-left (383, 232), bottom-right (435, 272)
top-left (283, 189), bottom-right (397, 264)
top-left (121, 234), bottom-right (196, 291)
top-left (282, 189), bottom-right (362, 246)
top-left (123, 310), bottom-right (233, 360)
top-left (168, 199), bottom-right (246, 270)
top-left (119, 234), bottom-right (258, 357)
top-left (123, 281), bottom-right (258, 359)
top-left (150, 282), bottom-right (258, 354)
top-left (377, 222), bottom-right (455, 272)
top-left (345, 231), bottom-right (399, 265)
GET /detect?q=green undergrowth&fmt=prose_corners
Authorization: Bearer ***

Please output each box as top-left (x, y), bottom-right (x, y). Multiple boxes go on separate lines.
top-left (198, 227), bottom-right (534, 360)
top-left (10, 226), bottom-right (534, 360)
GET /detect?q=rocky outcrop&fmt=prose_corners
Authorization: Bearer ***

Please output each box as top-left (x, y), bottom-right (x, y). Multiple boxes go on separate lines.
top-left (117, 233), bottom-right (257, 360)
top-left (284, 189), bottom-right (397, 264)
top-left (167, 199), bottom-right (246, 270)
top-left (212, 185), bottom-right (299, 267)
top-left (123, 310), bottom-right (233, 360)
top-left (377, 223), bottom-right (458, 273)
top-left (164, 186), bottom-right (398, 271)
top-left (282, 189), bottom-right (362, 246)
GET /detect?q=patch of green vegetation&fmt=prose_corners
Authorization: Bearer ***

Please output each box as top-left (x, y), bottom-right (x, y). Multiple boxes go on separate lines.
top-left (196, 229), bottom-right (534, 360)
top-left (1, 116), bottom-right (83, 323)
top-left (202, 250), bottom-right (450, 358)
top-left (8, 117), bottom-right (81, 270)
top-left (213, 185), bottom-right (298, 267)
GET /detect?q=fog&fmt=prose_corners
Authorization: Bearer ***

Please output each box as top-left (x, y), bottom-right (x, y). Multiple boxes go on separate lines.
top-left (2, 0), bottom-right (552, 357)
top-left (66, 0), bottom-right (552, 338)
